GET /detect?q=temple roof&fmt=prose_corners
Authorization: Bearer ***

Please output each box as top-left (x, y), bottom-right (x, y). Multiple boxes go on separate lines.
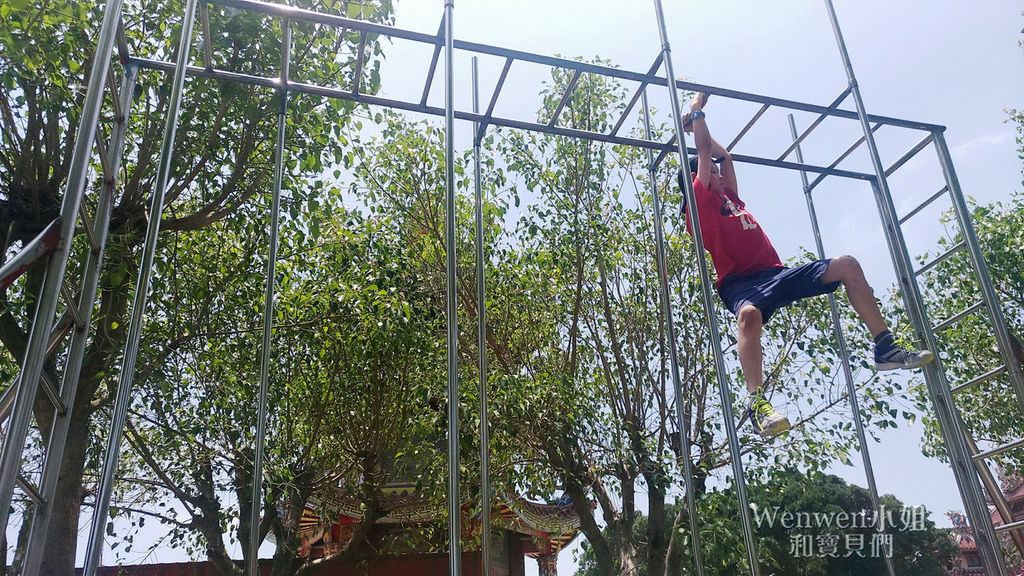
top-left (296, 482), bottom-right (582, 556)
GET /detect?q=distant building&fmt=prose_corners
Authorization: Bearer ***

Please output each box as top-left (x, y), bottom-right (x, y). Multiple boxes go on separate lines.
top-left (947, 470), bottom-right (1024, 576)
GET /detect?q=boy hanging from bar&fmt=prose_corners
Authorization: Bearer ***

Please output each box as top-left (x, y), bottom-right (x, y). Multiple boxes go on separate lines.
top-left (677, 92), bottom-right (934, 436)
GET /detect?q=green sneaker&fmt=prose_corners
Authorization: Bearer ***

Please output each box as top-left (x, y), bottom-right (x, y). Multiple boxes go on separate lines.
top-left (746, 393), bottom-right (791, 437)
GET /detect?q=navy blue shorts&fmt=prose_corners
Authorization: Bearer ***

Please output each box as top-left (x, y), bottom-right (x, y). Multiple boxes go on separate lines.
top-left (717, 259), bottom-right (841, 324)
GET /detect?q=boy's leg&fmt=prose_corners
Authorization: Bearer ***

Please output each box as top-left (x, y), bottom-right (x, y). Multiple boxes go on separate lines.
top-left (737, 304), bottom-right (790, 436)
top-left (820, 255), bottom-right (934, 370)
top-left (737, 304), bottom-right (765, 394)
top-left (820, 255), bottom-right (887, 337)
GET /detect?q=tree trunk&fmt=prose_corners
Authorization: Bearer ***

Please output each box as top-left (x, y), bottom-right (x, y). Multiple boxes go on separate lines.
top-left (1010, 332), bottom-right (1024, 366)
top-left (644, 472), bottom-right (667, 576)
top-left (37, 402), bottom-right (92, 576)
top-left (37, 257), bottom-right (132, 574)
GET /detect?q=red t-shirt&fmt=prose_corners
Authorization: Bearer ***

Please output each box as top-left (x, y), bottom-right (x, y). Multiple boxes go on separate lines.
top-left (685, 177), bottom-right (783, 288)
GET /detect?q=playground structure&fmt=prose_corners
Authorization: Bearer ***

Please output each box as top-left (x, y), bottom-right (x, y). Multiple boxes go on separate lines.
top-left (1, 0), bottom-right (1023, 575)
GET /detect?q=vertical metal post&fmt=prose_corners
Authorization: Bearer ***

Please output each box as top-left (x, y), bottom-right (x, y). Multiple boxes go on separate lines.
top-left (0, 0), bottom-right (128, 534)
top-left (82, 0), bottom-right (199, 573)
top-left (932, 131), bottom-right (1024, 415)
top-left (21, 64), bottom-right (140, 575)
top-left (471, 56), bottom-right (491, 576)
top-left (651, 2), bottom-right (761, 574)
top-left (247, 18), bottom-right (291, 576)
top-left (823, 2), bottom-right (1007, 573)
top-left (641, 89), bottom-right (705, 576)
top-left (787, 113), bottom-right (896, 576)
top-left (443, 2), bottom-right (461, 575)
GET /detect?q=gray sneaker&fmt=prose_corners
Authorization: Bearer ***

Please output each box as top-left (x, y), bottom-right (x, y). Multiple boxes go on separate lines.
top-left (874, 346), bottom-right (935, 371)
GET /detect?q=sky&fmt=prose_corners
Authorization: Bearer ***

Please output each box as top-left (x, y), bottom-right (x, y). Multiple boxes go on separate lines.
top-left (43, 0), bottom-right (1022, 572)
top-left (373, 1), bottom-right (1023, 574)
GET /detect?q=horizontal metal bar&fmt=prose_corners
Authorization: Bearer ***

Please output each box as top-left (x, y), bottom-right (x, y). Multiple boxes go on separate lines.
top-left (16, 476), bottom-right (45, 507)
top-left (214, 0), bottom-right (439, 44)
top-left (899, 185), bottom-right (948, 225)
top-left (609, 53), bottom-right (663, 138)
top-left (548, 69), bottom-right (581, 127)
top-left (996, 519), bottom-right (1024, 533)
top-left (212, 0), bottom-right (945, 132)
top-left (351, 31), bottom-right (367, 94)
top-left (462, 40), bottom-right (945, 132)
top-left (934, 300), bottom-right (985, 332)
top-left (776, 88), bottom-right (850, 161)
top-left (915, 241), bottom-right (964, 277)
top-left (806, 122), bottom-right (883, 193)
top-left (885, 133), bottom-right (933, 177)
top-left (0, 218), bottom-right (62, 291)
top-left (731, 153), bottom-right (873, 179)
top-left (727, 103), bottom-right (769, 152)
top-left (952, 365), bottom-right (1006, 394)
top-left (131, 57), bottom-right (878, 180)
top-left (973, 436), bottom-right (1024, 461)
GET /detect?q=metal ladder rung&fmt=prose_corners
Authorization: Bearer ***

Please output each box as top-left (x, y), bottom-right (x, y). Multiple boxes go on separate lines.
top-left (0, 385), bottom-right (13, 422)
top-left (727, 103), bottom-right (770, 152)
top-left (39, 370), bottom-right (67, 415)
top-left (900, 185), bottom-right (948, 225)
top-left (60, 284), bottom-right (84, 329)
top-left (952, 365), bottom-right (1007, 394)
top-left (548, 69), bottom-right (583, 127)
top-left (418, 18), bottom-right (444, 106)
top-left (934, 301), bottom-right (984, 333)
top-left (915, 241), bottom-right (965, 277)
top-left (45, 314), bottom-right (74, 357)
top-left (972, 437), bottom-right (1024, 462)
top-left (93, 128), bottom-right (112, 186)
top-left (16, 475), bottom-right (45, 507)
top-left (996, 519), bottom-right (1024, 533)
top-left (107, 60), bottom-right (123, 120)
top-left (351, 31), bottom-right (367, 95)
top-left (78, 201), bottom-right (100, 253)
top-left (2, 369), bottom-right (68, 422)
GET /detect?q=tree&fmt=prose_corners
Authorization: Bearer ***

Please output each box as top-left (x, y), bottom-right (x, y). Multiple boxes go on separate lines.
top-left (915, 191), bottom-right (1024, 474)
top-left (0, 0), bottom-right (393, 571)
top-left (575, 470), bottom-right (957, 576)
top-left (125, 202), bottom-right (445, 575)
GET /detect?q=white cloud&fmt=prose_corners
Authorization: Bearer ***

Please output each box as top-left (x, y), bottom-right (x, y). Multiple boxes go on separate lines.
top-left (952, 131), bottom-right (1013, 157)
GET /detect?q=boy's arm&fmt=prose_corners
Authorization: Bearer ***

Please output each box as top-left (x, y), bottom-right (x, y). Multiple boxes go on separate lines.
top-left (688, 93), bottom-right (713, 186)
top-left (712, 136), bottom-right (739, 197)
top-left (687, 93), bottom-right (740, 198)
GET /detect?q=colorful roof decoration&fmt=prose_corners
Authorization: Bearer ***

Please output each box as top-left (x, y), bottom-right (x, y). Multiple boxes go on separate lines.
top-left (294, 482), bottom-right (582, 560)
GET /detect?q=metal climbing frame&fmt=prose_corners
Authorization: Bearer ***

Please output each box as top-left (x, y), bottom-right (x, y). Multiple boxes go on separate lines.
top-left (1, 0), bottom-right (1022, 574)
